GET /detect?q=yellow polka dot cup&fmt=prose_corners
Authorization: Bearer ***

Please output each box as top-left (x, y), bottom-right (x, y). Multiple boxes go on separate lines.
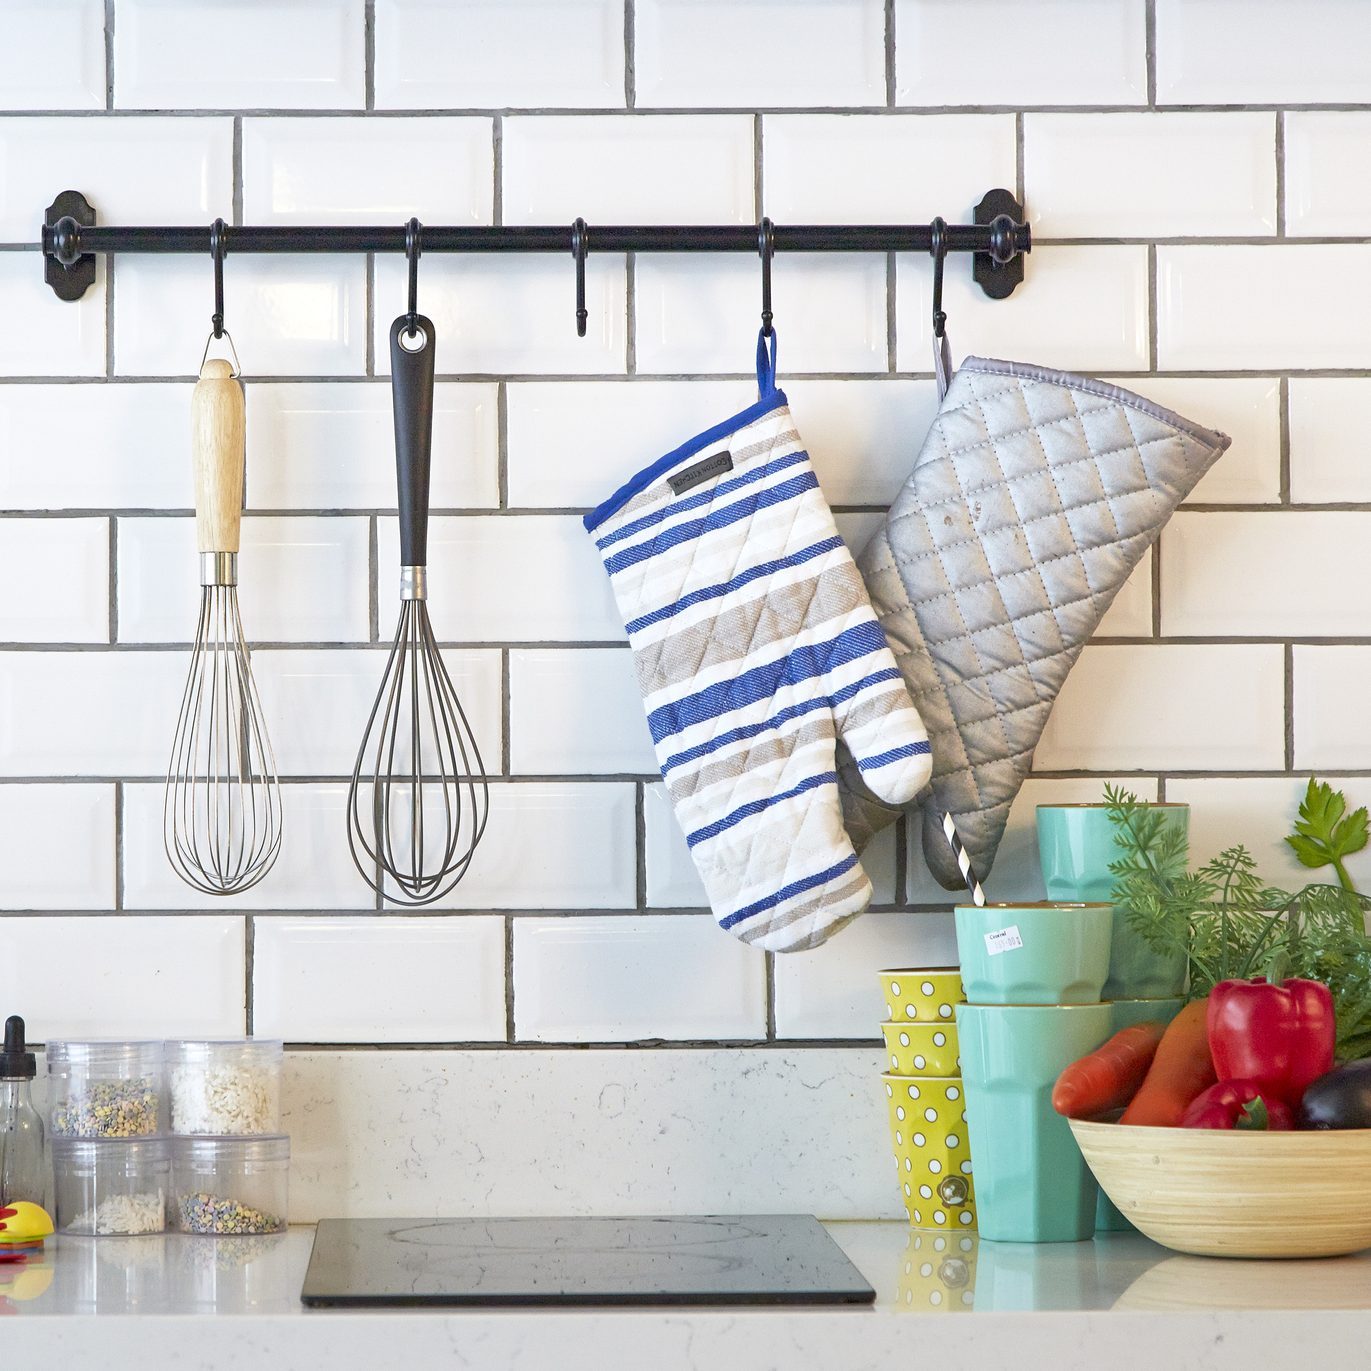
top-left (881, 1074), bottom-right (976, 1231)
top-left (881, 1021), bottom-right (961, 1076)
top-left (896, 1230), bottom-right (978, 1312)
top-left (879, 968), bottom-right (965, 1025)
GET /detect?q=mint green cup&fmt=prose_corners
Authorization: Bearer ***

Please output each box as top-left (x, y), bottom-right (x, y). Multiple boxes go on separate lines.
top-left (1036, 803), bottom-right (1189, 1000)
top-left (956, 1003), bottom-right (1113, 1243)
top-left (953, 903), bottom-right (1112, 1005)
top-left (1094, 997), bottom-right (1185, 1234)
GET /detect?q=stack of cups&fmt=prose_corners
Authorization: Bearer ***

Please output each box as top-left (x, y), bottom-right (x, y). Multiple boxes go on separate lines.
top-left (1037, 803), bottom-right (1189, 1231)
top-left (877, 969), bottom-right (976, 1232)
top-left (951, 905), bottom-right (1114, 1243)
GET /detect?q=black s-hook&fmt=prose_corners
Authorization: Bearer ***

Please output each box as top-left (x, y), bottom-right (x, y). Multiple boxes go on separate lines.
top-left (929, 215), bottom-right (948, 340)
top-left (571, 217), bottom-right (588, 338)
top-left (758, 217), bottom-right (775, 337)
top-left (405, 217), bottom-right (422, 338)
top-left (200, 217), bottom-right (240, 375)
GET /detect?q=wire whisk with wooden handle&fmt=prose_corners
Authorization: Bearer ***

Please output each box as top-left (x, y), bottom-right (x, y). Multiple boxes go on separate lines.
top-left (164, 358), bottom-right (283, 896)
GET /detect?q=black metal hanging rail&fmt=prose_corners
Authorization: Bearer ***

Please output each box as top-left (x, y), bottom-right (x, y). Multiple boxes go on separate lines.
top-left (41, 186), bottom-right (1030, 306)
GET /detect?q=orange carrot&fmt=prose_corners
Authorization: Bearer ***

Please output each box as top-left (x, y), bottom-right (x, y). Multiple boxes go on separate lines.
top-left (1052, 1022), bottom-right (1166, 1120)
top-left (1119, 999), bottom-right (1216, 1127)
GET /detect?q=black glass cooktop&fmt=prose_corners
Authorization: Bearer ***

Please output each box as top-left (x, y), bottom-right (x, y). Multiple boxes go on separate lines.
top-left (300, 1215), bottom-right (876, 1308)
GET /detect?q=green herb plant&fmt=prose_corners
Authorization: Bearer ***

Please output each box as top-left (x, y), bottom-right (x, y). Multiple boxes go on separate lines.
top-left (1105, 779), bottom-right (1371, 1063)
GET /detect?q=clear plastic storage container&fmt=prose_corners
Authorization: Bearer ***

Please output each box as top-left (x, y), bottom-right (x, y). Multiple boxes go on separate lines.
top-left (52, 1137), bottom-right (169, 1236)
top-left (170, 1135), bottom-right (289, 1235)
top-left (46, 1040), bottom-right (164, 1138)
top-left (168, 1040), bottom-right (282, 1135)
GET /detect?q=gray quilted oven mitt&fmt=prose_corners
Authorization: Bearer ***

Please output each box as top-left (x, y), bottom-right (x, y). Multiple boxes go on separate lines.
top-left (586, 330), bottom-right (932, 952)
top-left (841, 357), bottom-right (1231, 890)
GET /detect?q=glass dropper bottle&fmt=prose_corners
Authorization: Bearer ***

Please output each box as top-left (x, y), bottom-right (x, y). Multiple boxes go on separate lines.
top-left (0, 1015), bottom-right (46, 1209)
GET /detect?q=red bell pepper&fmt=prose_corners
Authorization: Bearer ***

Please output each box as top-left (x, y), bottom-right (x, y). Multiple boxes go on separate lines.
top-left (1180, 1079), bottom-right (1295, 1130)
top-left (1207, 977), bottom-right (1335, 1105)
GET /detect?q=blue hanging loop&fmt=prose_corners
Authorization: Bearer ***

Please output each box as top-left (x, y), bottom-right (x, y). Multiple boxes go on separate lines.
top-left (755, 325), bottom-right (778, 397)
top-left (757, 217), bottom-right (775, 338)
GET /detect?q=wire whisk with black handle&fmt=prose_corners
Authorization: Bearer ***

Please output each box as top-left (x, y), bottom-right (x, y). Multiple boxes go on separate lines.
top-left (347, 312), bottom-right (489, 905)
top-left (164, 358), bottom-right (283, 895)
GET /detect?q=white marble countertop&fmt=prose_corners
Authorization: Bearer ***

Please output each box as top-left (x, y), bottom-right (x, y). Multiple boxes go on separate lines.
top-left (1, 1222), bottom-right (1368, 1370)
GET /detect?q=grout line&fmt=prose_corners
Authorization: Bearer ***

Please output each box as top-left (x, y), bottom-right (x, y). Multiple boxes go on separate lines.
top-left (1151, 536), bottom-right (1163, 638)
top-left (504, 913), bottom-right (516, 1041)
top-left (753, 113), bottom-right (764, 220)
top-left (107, 515), bottom-right (118, 644)
top-left (245, 915), bottom-right (256, 1035)
top-left (765, 952), bottom-right (777, 1041)
top-left (364, 0), bottom-right (376, 112)
top-left (232, 117), bottom-right (243, 226)
top-left (1284, 642), bottom-right (1296, 772)
top-left (1279, 375), bottom-right (1291, 503)
top-left (884, 0), bottom-right (896, 108)
top-left (1275, 109), bottom-right (1286, 237)
top-left (624, 0), bottom-right (636, 110)
top-left (500, 647), bottom-right (512, 775)
top-left (367, 515), bottom-right (380, 642)
top-left (1146, 242), bottom-right (1158, 372)
top-left (497, 379), bottom-right (510, 506)
top-left (1015, 111), bottom-right (1025, 207)
top-left (885, 250), bottom-right (897, 373)
top-left (104, 254), bottom-right (114, 380)
top-left (365, 254), bottom-right (375, 375)
top-left (113, 781), bottom-right (124, 912)
top-left (1145, 0), bottom-right (1157, 108)
top-left (492, 115), bottom-right (503, 227)
top-left (104, 0), bottom-right (114, 110)
top-left (634, 781), bottom-right (647, 909)
top-left (625, 252), bottom-right (637, 374)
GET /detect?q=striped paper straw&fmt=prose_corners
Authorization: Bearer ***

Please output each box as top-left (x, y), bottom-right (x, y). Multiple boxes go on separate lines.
top-left (942, 811), bottom-right (986, 907)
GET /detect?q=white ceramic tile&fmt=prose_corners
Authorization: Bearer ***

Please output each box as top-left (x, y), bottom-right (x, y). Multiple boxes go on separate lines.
top-left (503, 116), bottom-right (754, 225)
top-left (1025, 113), bottom-right (1276, 238)
top-left (1095, 549), bottom-right (1152, 638)
top-left (636, 254), bottom-right (887, 374)
top-left (242, 117), bottom-right (493, 225)
top-left (0, 517), bottom-right (107, 642)
top-left (0, 650), bottom-right (182, 775)
top-left (114, 0), bottom-right (365, 110)
top-left (835, 510), bottom-right (885, 557)
top-left (898, 246), bottom-right (1150, 374)
top-left (0, 254), bottom-right (104, 376)
top-left (1034, 645), bottom-right (1285, 772)
top-left (376, 515), bottom-right (622, 642)
top-left (1166, 776), bottom-right (1367, 892)
top-left (0, 784), bottom-right (114, 908)
top-left (116, 516), bottom-right (371, 643)
top-left (506, 379), bottom-right (749, 508)
top-left (1290, 379), bottom-right (1371, 503)
top-left (372, 256), bottom-right (626, 376)
top-left (509, 648), bottom-right (656, 774)
top-left (773, 911), bottom-right (956, 1039)
top-left (644, 781), bottom-right (707, 908)
top-left (1294, 647), bottom-right (1371, 772)
top-left (1162, 512), bottom-right (1371, 637)
top-left (252, 648), bottom-right (501, 777)
top-left (0, 117), bottom-right (233, 241)
top-left (0, 916), bottom-right (244, 1037)
top-left (284, 1047), bottom-right (893, 1219)
top-left (0, 384), bottom-right (190, 509)
top-left (254, 916), bottom-right (507, 1043)
top-left (246, 382), bottom-right (498, 510)
top-left (636, 0), bottom-right (885, 108)
top-left (1285, 114), bottom-right (1371, 238)
top-left (374, 0), bottom-right (624, 109)
top-left (905, 775), bottom-right (1158, 906)
top-left (1158, 246), bottom-right (1371, 371)
top-left (394, 783), bottom-right (637, 910)
top-left (122, 781), bottom-right (369, 910)
top-left (1156, 0), bottom-right (1371, 103)
top-left (115, 256), bottom-right (365, 377)
top-left (764, 114), bottom-right (1016, 225)
top-left (1106, 376), bottom-right (1281, 505)
top-left (513, 915), bottom-right (766, 1042)
top-left (896, 0), bottom-right (1145, 106)
top-left (0, 0), bottom-right (105, 111)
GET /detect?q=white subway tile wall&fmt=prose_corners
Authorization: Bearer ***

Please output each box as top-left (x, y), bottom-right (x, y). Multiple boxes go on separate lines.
top-left (2, 1), bottom-right (1368, 1219)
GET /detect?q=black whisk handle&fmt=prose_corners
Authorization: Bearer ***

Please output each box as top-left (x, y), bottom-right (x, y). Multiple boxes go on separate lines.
top-left (391, 312), bottom-right (436, 569)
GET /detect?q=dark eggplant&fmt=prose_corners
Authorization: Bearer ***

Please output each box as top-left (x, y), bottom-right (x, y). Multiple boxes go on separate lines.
top-left (1297, 1058), bottom-right (1371, 1130)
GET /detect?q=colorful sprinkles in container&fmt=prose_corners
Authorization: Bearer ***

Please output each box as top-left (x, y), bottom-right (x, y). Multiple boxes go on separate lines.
top-left (177, 1192), bottom-right (284, 1236)
top-left (52, 1079), bottom-right (160, 1138)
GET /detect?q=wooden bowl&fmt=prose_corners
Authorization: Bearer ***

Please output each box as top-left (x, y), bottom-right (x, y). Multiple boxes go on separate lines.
top-left (1070, 1120), bottom-right (1371, 1258)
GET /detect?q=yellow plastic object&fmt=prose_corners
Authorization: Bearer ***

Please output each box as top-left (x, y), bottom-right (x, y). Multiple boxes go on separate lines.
top-left (0, 1201), bottom-right (55, 1244)
top-left (0, 1261), bottom-right (55, 1301)
top-left (881, 1021), bottom-right (960, 1077)
top-left (881, 1075), bottom-right (975, 1230)
top-left (896, 1230), bottom-right (978, 1312)
top-left (878, 968), bottom-right (964, 1024)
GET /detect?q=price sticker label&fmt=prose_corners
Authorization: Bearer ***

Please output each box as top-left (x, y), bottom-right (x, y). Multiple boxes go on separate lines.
top-left (984, 925), bottom-right (1024, 956)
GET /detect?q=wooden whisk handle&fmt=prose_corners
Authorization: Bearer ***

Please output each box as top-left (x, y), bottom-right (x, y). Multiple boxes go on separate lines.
top-left (193, 358), bottom-right (245, 555)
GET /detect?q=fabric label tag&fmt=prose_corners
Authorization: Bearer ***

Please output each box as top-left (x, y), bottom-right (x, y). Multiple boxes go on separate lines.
top-left (984, 925), bottom-right (1024, 956)
top-left (669, 449), bottom-right (733, 495)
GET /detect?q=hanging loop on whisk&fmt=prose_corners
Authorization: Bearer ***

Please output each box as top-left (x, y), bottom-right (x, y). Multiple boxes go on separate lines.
top-left (570, 217), bottom-right (588, 337)
top-left (758, 217), bottom-right (775, 338)
top-left (404, 216), bottom-right (422, 338)
top-left (199, 218), bottom-right (240, 377)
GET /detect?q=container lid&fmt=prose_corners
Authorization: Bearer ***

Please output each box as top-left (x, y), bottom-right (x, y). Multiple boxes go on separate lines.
top-left (51, 1135), bottom-right (170, 1163)
top-left (168, 1038), bottom-right (284, 1061)
top-left (171, 1133), bottom-right (290, 1164)
top-left (0, 1016), bottom-right (35, 1079)
top-left (45, 1039), bottom-right (164, 1068)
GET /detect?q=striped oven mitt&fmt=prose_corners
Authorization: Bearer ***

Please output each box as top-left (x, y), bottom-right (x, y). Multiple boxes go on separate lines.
top-left (584, 330), bottom-right (932, 952)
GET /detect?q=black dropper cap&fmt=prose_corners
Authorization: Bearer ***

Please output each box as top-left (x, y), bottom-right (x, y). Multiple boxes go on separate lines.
top-left (0, 1016), bottom-right (35, 1079)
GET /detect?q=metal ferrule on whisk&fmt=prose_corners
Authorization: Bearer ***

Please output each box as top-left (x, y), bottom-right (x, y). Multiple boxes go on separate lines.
top-left (400, 565), bottom-right (427, 601)
top-left (200, 552), bottom-right (238, 587)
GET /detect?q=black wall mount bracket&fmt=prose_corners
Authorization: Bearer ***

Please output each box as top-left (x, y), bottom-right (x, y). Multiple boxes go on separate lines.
top-left (44, 190), bottom-right (98, 302)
